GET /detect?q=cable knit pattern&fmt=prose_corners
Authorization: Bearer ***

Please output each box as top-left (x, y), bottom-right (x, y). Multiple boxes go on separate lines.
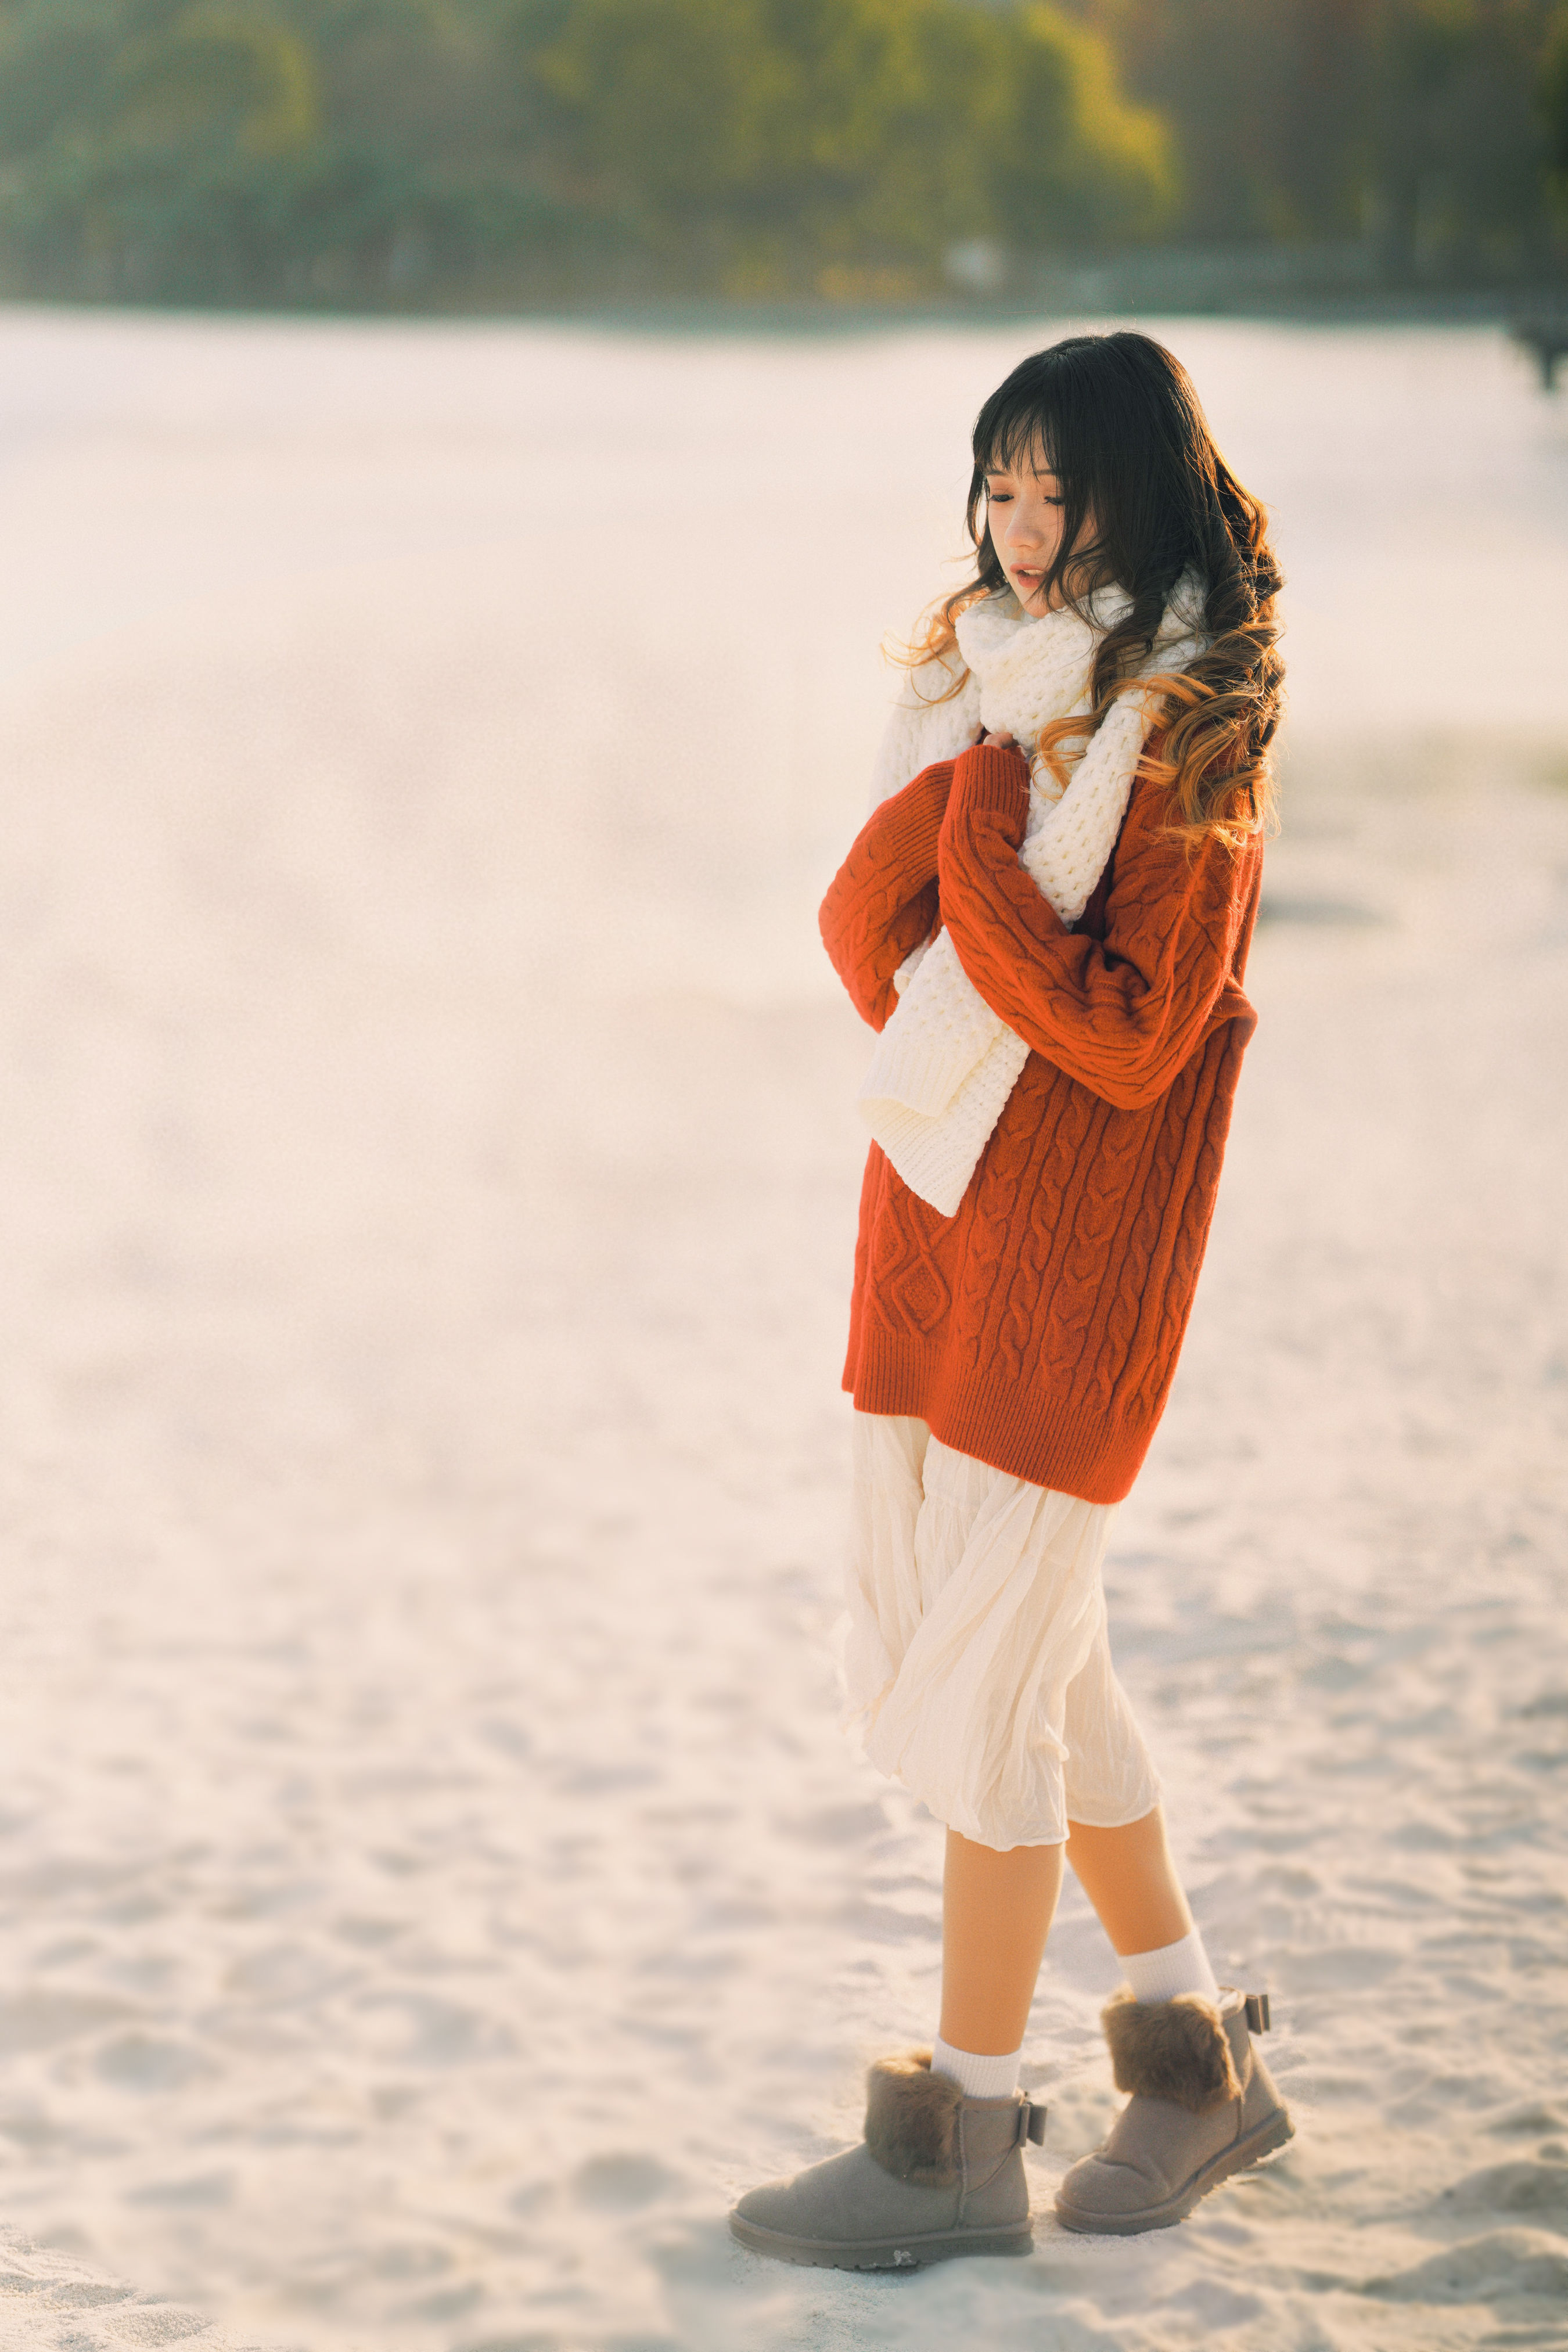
top-left (858, 578), bottom-right (1203, 1215)
top-left (820, 740), bottom-right (1263, 1504)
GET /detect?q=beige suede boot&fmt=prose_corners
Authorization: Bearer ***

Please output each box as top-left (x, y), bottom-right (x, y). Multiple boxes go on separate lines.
top-left (730, 2048), bottom-right (1046, 2269)
top-left (1055, 1987), bottom-right (1292, 2235)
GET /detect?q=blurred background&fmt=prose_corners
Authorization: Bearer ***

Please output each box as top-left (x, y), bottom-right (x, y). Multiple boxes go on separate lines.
top-left (0, 10), bottom-right (1566, 2352)
top-left (1, 0), bottom-right (1567, 314)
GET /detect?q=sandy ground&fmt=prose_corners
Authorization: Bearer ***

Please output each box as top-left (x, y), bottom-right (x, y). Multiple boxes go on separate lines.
top-left (0, 310), bottom-right (1564, 2351)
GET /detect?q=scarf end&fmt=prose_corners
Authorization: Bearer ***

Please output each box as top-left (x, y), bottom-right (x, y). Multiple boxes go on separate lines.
top-left (858, 1096), bottom-right (977, 1219)
top-left (859, 1027), bottom-right (1030, 1218)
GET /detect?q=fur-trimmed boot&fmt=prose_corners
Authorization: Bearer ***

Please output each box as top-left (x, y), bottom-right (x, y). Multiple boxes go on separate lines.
top-left (729, 2048), bottom-right (1046, 2269)
top-left (1055, 1987), bottom-right (1292, 2234)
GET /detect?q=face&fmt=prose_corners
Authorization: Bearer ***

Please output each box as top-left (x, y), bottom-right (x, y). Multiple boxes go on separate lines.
top-left (983, 453), bottom-right (1080, 614)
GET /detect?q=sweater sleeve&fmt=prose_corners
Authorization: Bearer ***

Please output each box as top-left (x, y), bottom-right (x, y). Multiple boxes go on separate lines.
top-left (818, 763), bottom-right (955, 1032)
top-left (936, 742), bottom-right (1261, 1111)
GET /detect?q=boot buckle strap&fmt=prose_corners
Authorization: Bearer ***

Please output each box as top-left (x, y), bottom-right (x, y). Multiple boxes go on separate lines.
top-left (1016, 2098), bottom-right (1047, 2147)
top-left (1244, 1991), bottom-right (1272, 2035)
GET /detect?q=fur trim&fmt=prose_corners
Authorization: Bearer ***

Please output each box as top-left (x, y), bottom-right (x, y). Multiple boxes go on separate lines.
top-left (863, 2048), bottom-right (964, 2188)
top-left (1102, 1990), bottom-right (1243, 2114)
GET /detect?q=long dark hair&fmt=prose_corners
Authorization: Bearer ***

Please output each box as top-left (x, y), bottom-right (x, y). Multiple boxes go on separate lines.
top-left (901, 332), bottom-right (1283, 845)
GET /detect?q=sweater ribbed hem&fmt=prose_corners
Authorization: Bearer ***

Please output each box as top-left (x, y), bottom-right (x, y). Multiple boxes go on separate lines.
top-left (843, 1329), bottom-right (1155, 1506)
top-left (875, 766), bottom-right (951, 868)
top-left (951, 740), bottom-right (1032, 818)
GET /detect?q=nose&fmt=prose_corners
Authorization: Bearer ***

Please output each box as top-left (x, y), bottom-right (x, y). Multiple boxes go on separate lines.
top-left (1002, 504), bottom-right (1040, 555)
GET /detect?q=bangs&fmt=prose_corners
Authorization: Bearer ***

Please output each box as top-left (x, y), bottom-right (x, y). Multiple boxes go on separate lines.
top-left (973, 391), bottom-right (1059, 482)
top-left (970, 335), bottom-right (1125, 506)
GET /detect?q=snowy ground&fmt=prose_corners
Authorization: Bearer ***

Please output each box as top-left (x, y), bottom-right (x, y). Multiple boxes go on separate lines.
top-left (0, 310), bottom-right (1564, 2351)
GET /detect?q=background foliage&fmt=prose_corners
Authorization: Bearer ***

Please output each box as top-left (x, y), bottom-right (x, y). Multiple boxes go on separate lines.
top-left (1, 0), bottom-right (1565, 305)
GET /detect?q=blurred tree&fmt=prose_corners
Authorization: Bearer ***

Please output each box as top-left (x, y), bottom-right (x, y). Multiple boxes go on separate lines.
top-left (530, 0), bottom-right (1171, 292)
top-left (994, 5), bottom-right (1173, 245)
top-left (0, 0), bottom-right (579, 301)
top-left (0, 0), bottom-right (1559, 301)
top-left (1360, 1), bottom-right (1559, 277)
top-left (1545, 5), bottom-right (1568, 187)
top-left (114, 6), bottom-right (319, 153)
top-left (1071, 0), bottom-right (1360, 240)
top-left (1069, 0), bottom-right (1565, 277)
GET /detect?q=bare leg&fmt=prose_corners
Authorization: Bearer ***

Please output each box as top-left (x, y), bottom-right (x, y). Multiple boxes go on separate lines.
top-left (938, 1808), bottom-right (1193, 2056)
top-left (938, 1828), bottom-right (1063, 2054)
top-left (1064, 1806), bottom-right (1192, 1956)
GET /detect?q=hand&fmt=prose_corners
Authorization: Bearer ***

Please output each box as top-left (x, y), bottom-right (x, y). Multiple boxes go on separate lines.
top-left (974, 726), bottom-right (1021, 754)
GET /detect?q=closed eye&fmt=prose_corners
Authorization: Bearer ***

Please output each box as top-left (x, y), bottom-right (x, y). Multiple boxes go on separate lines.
top-left (986, 484), bottom-right (1062, 508)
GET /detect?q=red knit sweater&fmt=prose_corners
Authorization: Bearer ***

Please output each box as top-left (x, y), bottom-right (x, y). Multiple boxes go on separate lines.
top-left (819, 740), bottom-right (1263, 1505)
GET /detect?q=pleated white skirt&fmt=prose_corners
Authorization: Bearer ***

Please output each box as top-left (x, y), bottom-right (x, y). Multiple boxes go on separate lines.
top-left (841, 1412), bottom-right (1160, 1851)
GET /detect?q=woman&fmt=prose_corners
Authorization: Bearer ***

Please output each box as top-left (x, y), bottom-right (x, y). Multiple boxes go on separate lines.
top-left (731, 333), bottom-right (1292, 2267)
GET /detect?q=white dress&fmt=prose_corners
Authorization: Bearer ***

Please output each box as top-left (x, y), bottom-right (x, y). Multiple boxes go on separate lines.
top-left (841, 1413), bottom-right (1161, 1851)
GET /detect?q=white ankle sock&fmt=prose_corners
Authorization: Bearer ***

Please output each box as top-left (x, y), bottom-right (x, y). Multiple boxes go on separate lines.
top-left (929, 2035), bottom-right (1022, 2101)
top-left (1119, 1928), bottom-right (1220, 2005)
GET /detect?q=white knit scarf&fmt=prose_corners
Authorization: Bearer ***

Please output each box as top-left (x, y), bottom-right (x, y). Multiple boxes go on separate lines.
top-left (857, 574), bottom-right (1205, 1217)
